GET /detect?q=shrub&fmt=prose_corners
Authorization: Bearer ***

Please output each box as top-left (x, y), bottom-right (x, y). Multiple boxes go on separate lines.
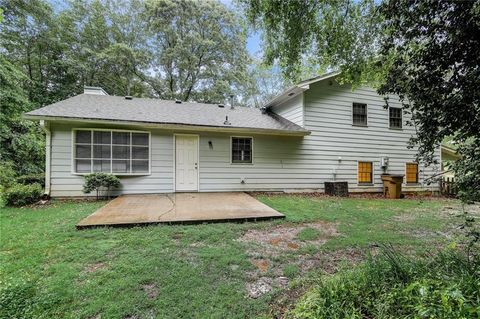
top-left (83, 173), bottom-right (121, 200)
top-left (0, 161), bottom-right (17, 190)
top-left (291, 246), bottom-right (480, 319)
top-left (2, 183), bottom-right (43, 207)
top-left (16, 173), bottom-right (45, 188)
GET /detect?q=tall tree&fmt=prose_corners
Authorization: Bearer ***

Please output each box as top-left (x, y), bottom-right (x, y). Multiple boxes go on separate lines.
top-left (377, 0), bottom-right (480, 201)
top-left (143, 0), bottom-right (251, 103)
top-left (244, 59), bottom-right (291, 108)
top-left (240, 0), bottom-right (381, 83)
top-left (0, 56), bottom-right (45, 175)
top-left (242, 0), bottom-right (480, 201)
top-left (0, 0), bottom-right (77, 105)
top-left (59, 0), bottom-right (151, 96)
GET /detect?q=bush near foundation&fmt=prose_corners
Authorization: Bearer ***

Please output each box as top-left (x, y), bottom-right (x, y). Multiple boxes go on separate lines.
top-left (2, 183), bottom-right (43, 207)
top-left (83, 173), bottom-right (121, 200)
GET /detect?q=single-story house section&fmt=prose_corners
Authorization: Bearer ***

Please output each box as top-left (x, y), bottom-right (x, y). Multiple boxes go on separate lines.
top-left (24, 73), bottom-right (441, 197)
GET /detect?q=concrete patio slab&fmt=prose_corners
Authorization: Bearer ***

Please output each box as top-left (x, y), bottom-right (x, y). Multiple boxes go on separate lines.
top-left (76, 192), bottom-right (284, 228)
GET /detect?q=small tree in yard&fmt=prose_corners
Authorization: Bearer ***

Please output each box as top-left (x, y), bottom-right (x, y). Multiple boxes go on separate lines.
top-left (83, 173), bottom-right (120, 200)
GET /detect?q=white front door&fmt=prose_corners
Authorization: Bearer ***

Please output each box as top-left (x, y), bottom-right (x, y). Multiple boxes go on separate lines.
top-left (175, 135), bottom-right (198, 191)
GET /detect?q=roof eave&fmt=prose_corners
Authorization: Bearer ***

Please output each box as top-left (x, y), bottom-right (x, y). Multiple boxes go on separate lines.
top-left (24, 114), bottom-right (311, 136)
top-left (264, 71), bottom-right (341, 109)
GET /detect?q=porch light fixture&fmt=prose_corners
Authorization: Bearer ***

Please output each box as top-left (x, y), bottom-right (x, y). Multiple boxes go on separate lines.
top-left (208, 141), bottom-right (213, 149)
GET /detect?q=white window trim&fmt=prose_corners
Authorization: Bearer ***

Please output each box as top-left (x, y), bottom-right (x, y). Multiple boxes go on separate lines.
top-left (352, 102), bottom-right (368, 127)
top-left (357, 160), bottom-right (375, 186)
top-left (71, 128), bottom-right (151, 176)
top-left (230, 136), bottom-right (254, 165)
top-left (389, 107), bottom-right (403, 129)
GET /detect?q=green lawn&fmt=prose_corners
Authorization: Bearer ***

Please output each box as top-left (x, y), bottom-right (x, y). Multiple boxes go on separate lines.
top-left (0, 196), bottom-right (460, 319)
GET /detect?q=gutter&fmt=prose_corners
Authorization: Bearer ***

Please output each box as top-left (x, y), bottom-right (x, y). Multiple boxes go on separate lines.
top-left (25, 115), bottom-right (311, 136)
top-left (40, 120), bottom-right (51, 198)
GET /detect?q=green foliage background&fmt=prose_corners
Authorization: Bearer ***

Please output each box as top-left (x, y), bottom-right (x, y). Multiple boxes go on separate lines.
top-left (0, 0), bottom-right (261, 181)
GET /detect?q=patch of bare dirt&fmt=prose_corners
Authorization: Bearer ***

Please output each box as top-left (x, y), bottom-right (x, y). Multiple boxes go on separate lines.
top-left (246, 276), bottom-right (290, 299)
top-left (247, 277), bottom-right (272, 298)
top-left (240, 222), bottom-right (371, 302)
top-left (251, 259), bottom-right (270, 273)
top-left (83, 262), bottom-right (107, 273)
top-left (142, 283), bottom-right (159, 300)
top-left (239, 221), bottom-right (339, 254)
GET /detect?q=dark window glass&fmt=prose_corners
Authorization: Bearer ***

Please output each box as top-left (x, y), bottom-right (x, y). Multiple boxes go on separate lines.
top-left (132, 133), bottom-right (148, 145)
top-left (112, 132), bottom-right (130, 145)
top-left (76, 130), bottom-right (91, 144)
top-left (112, 146), bottom-right (129, 159)
top-left (93, 160), bottom-right (111, 173)
top-left (132, 160), bottom-right (148, 173)
top-left (93, 145), bottom-right (111, 159)
top-left (112, 160), bottom-right (130, 173)
top-left (353, 103), bottom-right (367, 126)
top-left (76, 159), bottom-right (91, 173)
top-left (232, 137), bottom-right (252, 163)
top-left (389, 107), bottom-right (402, 128)
top-left (93, 131), bottom-right (111, 144)
top-left (132, 147), bottom-right (148, 159)
top-left (75, 145), bottom-right (91, 158)
top-left (74, 130), bottom-right (148, 174)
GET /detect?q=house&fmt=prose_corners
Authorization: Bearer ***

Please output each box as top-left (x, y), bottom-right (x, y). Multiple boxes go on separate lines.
top-left (24, 73), bottom-right (441, 197)
top-left (440, 144), bottom-right (460, 178)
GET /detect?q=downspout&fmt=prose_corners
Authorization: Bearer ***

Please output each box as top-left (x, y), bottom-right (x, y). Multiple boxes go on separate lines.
top-left (40, 120), bottom-right (51, 198)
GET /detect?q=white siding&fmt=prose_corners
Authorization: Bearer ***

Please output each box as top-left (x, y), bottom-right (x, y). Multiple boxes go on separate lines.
top-left (197, 80), bottom-right (440, 192)
top-left (301, 80), bottom-right (440, 192)
top-left (48, 80), bottom-right (440, 196)
top-left (49, 123), bottom-right (174, 197)
top-left (273, 94), bottom-right (304, 126)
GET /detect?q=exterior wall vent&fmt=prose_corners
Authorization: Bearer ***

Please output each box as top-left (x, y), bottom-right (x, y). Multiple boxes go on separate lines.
top-left (175, 99), bottom-right (182, 104)
top-left (125, 96), bottom-right (133, 100)
top-left (218, 104), bottom-right (225, 108)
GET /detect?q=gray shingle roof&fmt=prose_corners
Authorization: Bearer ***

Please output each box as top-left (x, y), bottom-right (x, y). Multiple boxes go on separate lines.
top-left (25, 94), bottom-right (309, 135)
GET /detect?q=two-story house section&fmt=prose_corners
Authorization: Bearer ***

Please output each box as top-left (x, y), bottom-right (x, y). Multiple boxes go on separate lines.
top-left (266, 72), bottom-right (441, 193)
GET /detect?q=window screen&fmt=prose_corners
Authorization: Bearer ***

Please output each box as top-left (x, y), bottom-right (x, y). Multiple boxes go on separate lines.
top-left (231, 137), bottom-right (252, 164)
top-left (389, 107), bottom-right (402, 128)
top-left (406, 163), bottom-right (418, 183)
top-left (74, 130), bottom-right (149, 174)
top-left (353, 103), bottom-right (367, 126)
top-left (358, 161), bottom-right (373, 184)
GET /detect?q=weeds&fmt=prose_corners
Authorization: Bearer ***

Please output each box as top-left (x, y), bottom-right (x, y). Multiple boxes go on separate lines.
top-left (291, 245), bottom-right (480, 319)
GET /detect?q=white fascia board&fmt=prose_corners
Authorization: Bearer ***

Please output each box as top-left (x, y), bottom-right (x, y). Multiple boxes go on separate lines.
top-left (24, 115), bottom-right (311, 136)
